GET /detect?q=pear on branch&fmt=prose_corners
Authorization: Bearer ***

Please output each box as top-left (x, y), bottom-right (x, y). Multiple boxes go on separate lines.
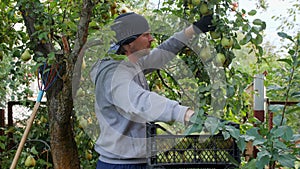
top-left (21, 49), bottom-right (31, 62)
top-left (24, 155), bottom-right (36, 167)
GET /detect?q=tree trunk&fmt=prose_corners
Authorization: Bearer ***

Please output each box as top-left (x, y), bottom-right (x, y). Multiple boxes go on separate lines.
top-left (46, 65), bottom-right (80, 169)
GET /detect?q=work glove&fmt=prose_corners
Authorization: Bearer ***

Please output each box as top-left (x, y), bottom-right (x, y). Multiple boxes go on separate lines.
top-left (193, 15), bottom-right (216, 34)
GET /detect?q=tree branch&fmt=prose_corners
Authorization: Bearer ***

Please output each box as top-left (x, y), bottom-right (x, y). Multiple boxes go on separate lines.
top-left (19, 2), bottom-right (54, 56)
top-left (71, 0), bottom-right (95, 63)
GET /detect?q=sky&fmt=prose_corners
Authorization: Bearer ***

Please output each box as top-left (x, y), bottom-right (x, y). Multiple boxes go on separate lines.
top-left (150, 0), bottom-right (299, 51)
top-left (238, 0), bottom-right (299, 48)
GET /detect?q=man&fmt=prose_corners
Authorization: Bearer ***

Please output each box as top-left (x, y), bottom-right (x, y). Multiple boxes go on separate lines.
top-left (90, 12), bottom-right (215, 169)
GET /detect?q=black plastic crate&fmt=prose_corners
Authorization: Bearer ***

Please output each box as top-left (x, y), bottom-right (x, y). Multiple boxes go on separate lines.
top-left (146, 122), bottom-right (241, 169)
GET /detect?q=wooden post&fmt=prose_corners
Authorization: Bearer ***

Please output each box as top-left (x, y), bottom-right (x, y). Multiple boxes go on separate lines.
top-left (253, 74), bottom-right (266, 123)
top-left (253, 74), bottom-right (266, 158)
top-left (268, 111), bottom-right (273, 130)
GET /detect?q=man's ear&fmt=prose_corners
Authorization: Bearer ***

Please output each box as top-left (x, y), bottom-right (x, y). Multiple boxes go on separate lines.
top-left (122, 44), bottom-right (130, 54)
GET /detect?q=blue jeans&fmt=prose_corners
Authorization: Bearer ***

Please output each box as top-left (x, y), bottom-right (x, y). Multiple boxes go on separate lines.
top-left (96, 160), bottom-right (147, 169)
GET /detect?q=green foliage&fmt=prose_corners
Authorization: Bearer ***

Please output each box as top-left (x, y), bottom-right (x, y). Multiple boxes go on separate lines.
top-left (148, 0), bottom-right (299, 169)
top-left (1, 103), bottom-right (52, 169)
top-left (266, 32), bottom-right (300, 133)
top-left (240, 26), bottom-right (300, 169)
top-left (0, 1), bottom-right (34, 107)
top-left (0, 101), bottom-right (99, 168)
top-left (147, 0), bottom-right (266, 118)
top-left (241, 115), bottom-right (299, 169)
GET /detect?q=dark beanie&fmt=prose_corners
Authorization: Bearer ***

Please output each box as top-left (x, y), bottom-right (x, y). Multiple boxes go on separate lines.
top-left (111, 12), bottom-right (150, 45)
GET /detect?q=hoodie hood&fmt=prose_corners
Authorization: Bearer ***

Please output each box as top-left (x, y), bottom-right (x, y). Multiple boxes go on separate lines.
top-left (90, 58), bottom-right (120, 85)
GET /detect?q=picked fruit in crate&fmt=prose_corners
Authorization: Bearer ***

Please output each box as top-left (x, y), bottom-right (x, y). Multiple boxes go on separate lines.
top-left (146, 119), bottom-right (241, 168)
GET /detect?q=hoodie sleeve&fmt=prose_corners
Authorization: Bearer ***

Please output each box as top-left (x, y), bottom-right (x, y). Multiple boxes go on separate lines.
top-left (139, 30), bottom-right (193, 70)
top-left (106, 63), bottom-right (188, 123)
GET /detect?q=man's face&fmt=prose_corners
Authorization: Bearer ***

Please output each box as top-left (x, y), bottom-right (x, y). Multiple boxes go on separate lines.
top-left (127, 32), bottom-right (154, 57)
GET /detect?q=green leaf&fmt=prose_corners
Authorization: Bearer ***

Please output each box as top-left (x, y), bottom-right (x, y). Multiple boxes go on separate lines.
top-left (291, 92), bottom-right (300, 98)
top-left (242, 159), bottom-right (256, 169)
top-left (285, 106), bottom-right (300, 114)
top-left (225, 125), bottom-right (240, 139)
top-left (277, 58), bottom-right (292, 66)
top-left (281, 126), bottom-right (293, 141)
top-left (278, 154), bottom-right (296, 168)
top-left (277, 32), bottom-right (288, 38)
top-left (204, 116), bottom-right (220, 134)
top-left (273, 139), bottom-right (287, 150)
top-left (253, 19), bottom-right (263, 25)
top-left (233, 41), bottom-right (241, 49)
top-left (292, 134), bottom-right (300, 142)
top-left (38, 32), bottom-right (48, 40)
top-left (248, 10), bottom-right (257, 16)
top-left (246, 127), bottom-right (262, 139)
top-left (251, 26), bottom-right (260, 33)
top-left (237, 137), bottom-right (246, 152)
top-left (273, 115), bottom-right (286, 126)
top-left (257, 150), bottom-right (271, 158)
top-left (271, 127), bottom-right (284, 137)
top-left (256, 154), bottom-right (270, 169)
top-left (226, 152), bottom-right (240, 167)
top-left (226, 85), bottom-right (235, 97)
top-left (30, 146), bottom-right (39, 155)
top-left (269, 104), bottom-right (284, 113)
top-left (241, 9), bottom-right (246, 14)
top-left (189, 109), bottom-right (205, 125)
top-left (272, 126), bottom-right (293, 140)
top-left (261, 21), bottom-right (266, 30)
top-left (242, 24), bottom-right (251, 32)
top-left (0, 142), bottom-right (5, 150)
top-left (277, 32), bottom-right (294, 42)
top-left (255, 34), bottom-right (263, 44)
top-left (241, 134), bottom-right (255, 141)
top-left (222, 130), bottom-right (230, 140)
top-left (253, 138), bottom-right (266, 146)
top-left (184, 123), bottom-right (203, 135)
top-left (258, 46), bottom-right (263, 56)
top-left (240, 33), bottom-right (251, 45)
top-left (288, 49), bottom-right (295, 56)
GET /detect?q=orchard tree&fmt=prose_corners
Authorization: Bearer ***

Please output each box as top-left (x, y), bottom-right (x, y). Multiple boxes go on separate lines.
top-left (1, 0), bottom-right (119, 168)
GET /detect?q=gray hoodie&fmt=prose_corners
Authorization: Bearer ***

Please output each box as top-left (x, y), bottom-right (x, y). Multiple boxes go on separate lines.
top-left (90, 30), bottom-right (192, 164)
